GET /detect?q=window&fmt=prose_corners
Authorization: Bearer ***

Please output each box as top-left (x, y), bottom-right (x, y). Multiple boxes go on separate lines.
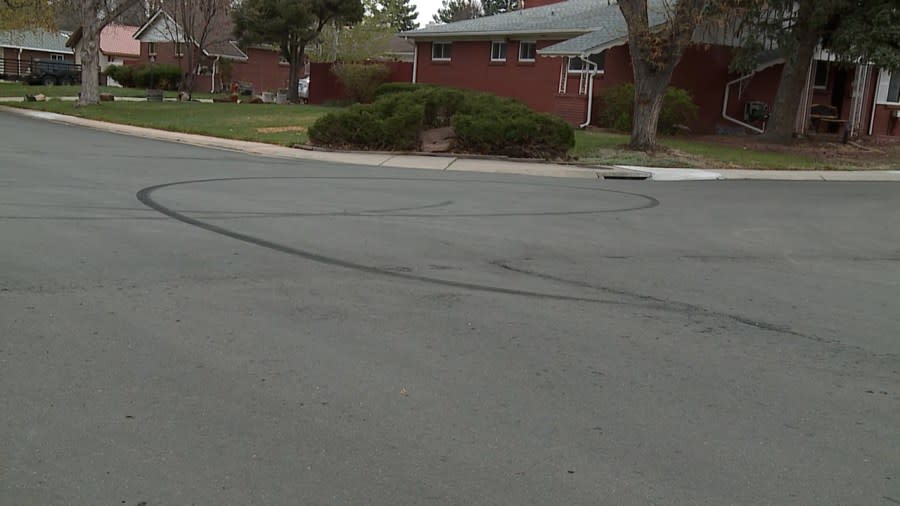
top-left (490, 41), bottom-right (507, 62)
top-left (432, 42), bottom-right (451, 61)
top-left (519, 41), bottom-right (536, 62)
top-left (50, 54), bottom-right (64, 61)
top-left (888, 72), bottom-right (900, 104)
top-left (148, 42), bottom-right (157, 56)
top-left (568, 52), bottom-right (605, 73)
top-left (813, 60), bottom-right (829, 89)
top-left (279, 56), bottom-right (289, 65)
top-left (175, 42), bottom-right (184, 57)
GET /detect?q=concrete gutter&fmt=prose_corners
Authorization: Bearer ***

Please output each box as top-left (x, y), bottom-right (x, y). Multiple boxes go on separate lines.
top-left (614, 165), bottom-right (900, 182)
top-left (2, 106), bottom-right (625, 180)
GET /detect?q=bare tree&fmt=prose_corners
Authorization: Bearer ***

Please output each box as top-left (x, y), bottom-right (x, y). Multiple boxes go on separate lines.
top-left (152, 0), bottom-right (233, 98)
top-left (77, 0), bottom-right (141, 105)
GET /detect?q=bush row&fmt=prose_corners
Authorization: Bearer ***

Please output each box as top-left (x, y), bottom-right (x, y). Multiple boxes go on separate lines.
top-left (105, 64), bottom-right (183, 90)
top-left (308, 85), bottom-right (575, 159)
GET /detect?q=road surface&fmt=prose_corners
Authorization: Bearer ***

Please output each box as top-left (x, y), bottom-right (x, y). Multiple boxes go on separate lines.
top-left (1, 112), bottom-right (898, 505)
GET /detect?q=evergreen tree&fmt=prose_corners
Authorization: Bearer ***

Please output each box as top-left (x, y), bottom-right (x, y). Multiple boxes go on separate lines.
top-left (376, 0), bottom-right (418, 31)
top-left (482, 0), bottom-right (519, 16)
top-left (432, 0), bottom-right (482, 23)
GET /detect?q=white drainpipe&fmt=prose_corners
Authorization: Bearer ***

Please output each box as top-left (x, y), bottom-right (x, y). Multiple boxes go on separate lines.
top-left (18, 47), bottom-right (23, 76)
top-left (211, 56), bottom-right (219, 93)
top-left (722, 73), bottom-right (765, 134)
top-left (578, 55), bottom-right (597, 128)
top-left (411, 41), bottom-right (417, 83)
top-left (868, 68), bottom-right (881, 136)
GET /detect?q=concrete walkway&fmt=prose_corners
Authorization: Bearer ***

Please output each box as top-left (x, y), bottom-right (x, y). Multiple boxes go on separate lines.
top-left (5, 105), bottom-right (900, 181)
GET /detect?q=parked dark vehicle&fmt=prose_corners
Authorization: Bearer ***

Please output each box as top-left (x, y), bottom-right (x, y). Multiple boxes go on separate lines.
top-left (24, 59), bottom-right (82, 86)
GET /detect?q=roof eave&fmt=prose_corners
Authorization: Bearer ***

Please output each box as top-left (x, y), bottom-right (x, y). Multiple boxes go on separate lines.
top-left (538, 36), bottom-right (628, 57)
top-left (402, 28), bottom-right (591, 40)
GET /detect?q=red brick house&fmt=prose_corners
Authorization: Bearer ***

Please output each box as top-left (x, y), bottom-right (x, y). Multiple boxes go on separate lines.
top-left (0, 30), bottom-right (75, 80)
top-left (403, 0), bottom-right (900, 139)
top-left (132, 10), bottom-right (297, 94)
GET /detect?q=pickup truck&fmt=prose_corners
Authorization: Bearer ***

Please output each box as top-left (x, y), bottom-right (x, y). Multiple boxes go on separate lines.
top-left (24, 59), bottom-right (82, 86)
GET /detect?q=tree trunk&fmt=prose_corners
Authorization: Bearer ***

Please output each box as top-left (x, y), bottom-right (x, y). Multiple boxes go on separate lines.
top-left (761, 33), bottom-right (818, 143)
top-left (78, 23), bottom-right (101, 105)
top-left (760, 1), bottom-right (821, 143)
top-left (629, 62), bottom-right (669, 150)
top-left (287, 45), bottom-right (305, 103)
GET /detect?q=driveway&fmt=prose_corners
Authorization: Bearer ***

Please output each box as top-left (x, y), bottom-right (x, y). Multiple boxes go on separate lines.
top-left (1, 112), bottom-right (898, 505)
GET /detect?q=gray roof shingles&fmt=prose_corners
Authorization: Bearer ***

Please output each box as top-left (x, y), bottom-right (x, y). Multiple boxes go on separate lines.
top-left (0, 29), bottom-right (73, 54)
top-left (402, 0), bottom-right (669, 56)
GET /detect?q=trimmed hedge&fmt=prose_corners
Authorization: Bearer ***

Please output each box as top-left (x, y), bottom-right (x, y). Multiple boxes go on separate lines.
top-left (106, 63), bottom-right (182, 90)
top-left (309, 86), bottom-right (574, 159)
top-left (105, 65), bottom-right (135, 88)
top-left (372, 82), bottom-right (437, 100)
top-left (597, 83), bottom-right (698, 134)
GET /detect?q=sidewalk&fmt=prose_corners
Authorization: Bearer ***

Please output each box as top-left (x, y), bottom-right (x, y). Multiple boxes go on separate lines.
top-left (5, 105), bottom-right (900, 181)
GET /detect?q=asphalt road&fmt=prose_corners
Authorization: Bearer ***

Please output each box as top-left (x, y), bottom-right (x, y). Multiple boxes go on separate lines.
top-left (1, 111), bottom-right (899, 505)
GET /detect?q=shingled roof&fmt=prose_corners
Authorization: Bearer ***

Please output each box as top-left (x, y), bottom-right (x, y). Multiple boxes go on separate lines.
top-left (402, 0), bottom-right (669, 57)
top-left (0, 30), bottom-right (73, 54)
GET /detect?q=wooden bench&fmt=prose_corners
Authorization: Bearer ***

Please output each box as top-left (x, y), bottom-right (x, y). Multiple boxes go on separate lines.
top-left (809, 104), bottom-right (848, 134)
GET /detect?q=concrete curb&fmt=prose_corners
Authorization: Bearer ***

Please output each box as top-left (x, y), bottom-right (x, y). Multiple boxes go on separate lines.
top-left (5, 105), bottom-right (899, 181)
top-left (2, 105), bottom-right (641, 180)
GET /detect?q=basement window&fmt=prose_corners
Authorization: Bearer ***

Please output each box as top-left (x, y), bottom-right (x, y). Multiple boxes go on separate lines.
top-left (432, 42), bottom-right (451, 61)
top-left (519, 41), bottom-right (536, 62)
top-left (568, 52), bottom-right (605, 73)
top-left (491, 41), bottom-right (507, 62)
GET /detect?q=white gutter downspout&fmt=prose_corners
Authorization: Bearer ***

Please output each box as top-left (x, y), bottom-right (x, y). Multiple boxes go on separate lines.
top-left (411, 41), bottom-right (418, 83)
top-left (868, 68), bottom-right (881, 137)
top-left (722, 73), bottom-right (765, 134)
top-left (579, 56), bottom-right (597, 129)
top-left (18, 47), bottom-right (23, 76)
top-left (211, 56), bottom-right (219, 93)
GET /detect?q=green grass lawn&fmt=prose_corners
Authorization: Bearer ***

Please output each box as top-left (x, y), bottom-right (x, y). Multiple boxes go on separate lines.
top-left (0, 82), bottom-right (215, 99)
top-left (8, 100), bottom-right (330, 145)
top-left (573, 130), bottom-right (824, 169)
top-left (6, 98), bottom-right (888, 169)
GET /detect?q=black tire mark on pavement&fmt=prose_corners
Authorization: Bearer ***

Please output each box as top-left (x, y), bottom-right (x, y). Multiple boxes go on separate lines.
top-left (136, 176), bottom-right (659, 303)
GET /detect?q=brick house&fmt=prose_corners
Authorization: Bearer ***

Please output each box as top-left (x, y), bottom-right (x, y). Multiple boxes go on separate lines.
top-left (67, 24), bottom-right (142, 86)
top-left (403, 0), bottom-right (900, 139)
top-left (0, 30), bottom-right (74, 80)
top-left (132, 10), bottom-right (298, 94)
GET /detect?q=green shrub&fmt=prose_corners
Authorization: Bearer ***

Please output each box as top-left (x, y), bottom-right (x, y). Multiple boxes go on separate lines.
top-left (597, 83), bottom-right (698, 134)
top-left (373, 82), bottom-right (437, 100)
top-left (309, 102), bottom-right (423, 151)
top-left (309, 85), bottom-right (575, 159)
top-left (105, 65), bottom-right (135, 88)
top-left (331, 63), bottom-right (391, 104)
top-left (132, 63), bottom-right (182, 90)
top-left (454, 110), bottom-right (574, 159)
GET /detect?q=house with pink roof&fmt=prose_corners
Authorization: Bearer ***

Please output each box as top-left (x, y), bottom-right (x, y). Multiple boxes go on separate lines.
top-left (67, 24), bottom-right (141, 86)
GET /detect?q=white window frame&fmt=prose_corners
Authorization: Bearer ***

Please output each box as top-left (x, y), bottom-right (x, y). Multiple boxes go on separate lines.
top-left (490, 41), bottom-right (507, 62)
top-left (874, 69), bottom-right (900, 105)
top-left (518, 41), bottom-right (536, 62)
top-left (432, 42), bottom-right (451, 61)
top-left (813, 60), bottom-right (829, 89)
top-left (148, 42), bottom-right (158, 56)
top-left (50, 54), bottom-right (65, 61)
top-left (567, 52), bottom-right (605, 74)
